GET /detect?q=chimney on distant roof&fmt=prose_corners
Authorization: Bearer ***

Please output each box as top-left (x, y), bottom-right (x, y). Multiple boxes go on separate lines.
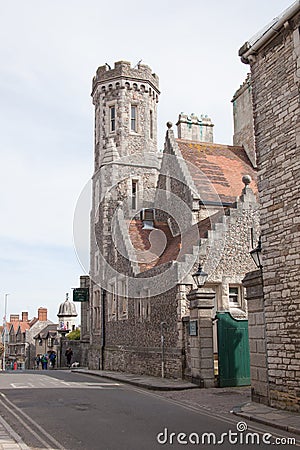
top-left (22, 312), bottom-right (28, 322)
top-left (10, 314), bottom-right (19, 322)
top-left (38, 307), bottom-right (47, 322)
top-left (176, 113), bottom-right (214, 143)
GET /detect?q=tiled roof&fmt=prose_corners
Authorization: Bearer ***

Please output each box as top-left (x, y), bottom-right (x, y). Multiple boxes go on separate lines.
top-left (177, 139), bottom-right (257, 203)
top-left (128, 211), bottom-right (225, 272)
top-left (128, 220), bottom-right (173, 271)
top-left (8, 321), bottom-right (30, 333)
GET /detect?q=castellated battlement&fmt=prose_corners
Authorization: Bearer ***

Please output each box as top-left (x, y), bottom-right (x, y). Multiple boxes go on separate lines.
top-left (92, 60), bottom-right (160, 96)
top-left (176, 113), bottom-right (214, 143)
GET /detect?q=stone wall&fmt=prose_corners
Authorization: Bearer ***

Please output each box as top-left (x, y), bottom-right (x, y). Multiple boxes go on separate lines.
top-left (232, 74), bottom-right (256, 167)
top-left (247, 11), bottom-right (300, 411)
top-left (243, 270), bottom-right (269, 405)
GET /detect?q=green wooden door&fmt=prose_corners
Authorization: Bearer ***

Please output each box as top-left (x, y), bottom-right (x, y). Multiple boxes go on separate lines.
top-left (217, 312), bottom-right (250, 387)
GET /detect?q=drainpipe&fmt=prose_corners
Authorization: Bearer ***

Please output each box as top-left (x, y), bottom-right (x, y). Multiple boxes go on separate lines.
top-left (161, 322), bottom-right (166, 378)
top-left (100, 289), bottom-right (106, 370)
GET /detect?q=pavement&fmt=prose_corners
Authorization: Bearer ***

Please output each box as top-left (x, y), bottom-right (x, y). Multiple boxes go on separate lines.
top-left (0, 368), bottom-right (300, 448)
top-left (74, 369), bottom-right (300, 436)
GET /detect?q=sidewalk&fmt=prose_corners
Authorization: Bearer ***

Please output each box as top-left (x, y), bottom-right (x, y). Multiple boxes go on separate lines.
top-left (0, 416), bottom-right (29, 450)
top-left (74, 368), bottom-right (300, 436)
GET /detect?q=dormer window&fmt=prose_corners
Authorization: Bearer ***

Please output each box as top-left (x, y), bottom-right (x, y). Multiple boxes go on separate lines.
top-left (141, 208), bottom-right (155, 229)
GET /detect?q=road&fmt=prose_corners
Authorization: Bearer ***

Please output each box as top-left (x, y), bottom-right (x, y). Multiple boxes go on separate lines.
top-left (0, 370), bottom-right (298, 449)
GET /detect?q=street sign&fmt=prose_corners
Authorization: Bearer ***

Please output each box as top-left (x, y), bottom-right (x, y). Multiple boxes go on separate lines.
top-left (189, 320), bottom-right (198, 336)
top-left (73, 288), bottom-right (89, 302)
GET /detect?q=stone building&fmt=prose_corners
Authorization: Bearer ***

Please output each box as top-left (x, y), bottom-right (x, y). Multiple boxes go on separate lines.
top-left (1, 308), bottom-right (53, 369)
top-left (240, 2), bottom-right (300, 411)
top-left (86, 60), bottom-right (259, 382)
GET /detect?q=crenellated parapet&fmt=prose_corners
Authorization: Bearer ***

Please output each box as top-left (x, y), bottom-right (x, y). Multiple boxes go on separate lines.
top-left (92, 60), bottom-right (160, 100)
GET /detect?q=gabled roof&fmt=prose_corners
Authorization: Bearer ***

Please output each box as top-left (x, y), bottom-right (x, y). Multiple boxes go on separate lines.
top-left (177, 139), bottom-right (257, 203)
top-left (34, 323), bottom-right (58, 340)
top-left (16, 322), bottom-right (30, 333)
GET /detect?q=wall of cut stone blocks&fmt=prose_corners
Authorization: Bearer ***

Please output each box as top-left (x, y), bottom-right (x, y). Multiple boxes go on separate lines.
top-left (249, 13), bottom-right (300, 411)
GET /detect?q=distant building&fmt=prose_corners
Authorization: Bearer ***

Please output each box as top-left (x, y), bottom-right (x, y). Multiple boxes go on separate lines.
top-left (57, 293), bottom-right (78, 332)
top-left (240, 2), bottom-right (300, 411)
top-left (1, 308), bottom-right (53, 369)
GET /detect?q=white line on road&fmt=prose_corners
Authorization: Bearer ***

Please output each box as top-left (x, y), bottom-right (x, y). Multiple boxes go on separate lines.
top-left (0, 392), bottom-right (65, 449)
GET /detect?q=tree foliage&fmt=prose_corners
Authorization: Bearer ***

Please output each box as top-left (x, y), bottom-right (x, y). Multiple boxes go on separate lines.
top-left (66, 329), bottom-right (80, 340)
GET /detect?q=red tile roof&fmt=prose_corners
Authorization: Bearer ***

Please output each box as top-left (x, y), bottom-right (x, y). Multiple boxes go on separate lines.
top-left (129, 211), bottom-right (226, 272)
top-left (177, 139), bottom-right (257, 203)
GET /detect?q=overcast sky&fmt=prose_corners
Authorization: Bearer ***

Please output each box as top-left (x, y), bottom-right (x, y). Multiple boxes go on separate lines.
top-left (0, 0), bottom-right (293, 322)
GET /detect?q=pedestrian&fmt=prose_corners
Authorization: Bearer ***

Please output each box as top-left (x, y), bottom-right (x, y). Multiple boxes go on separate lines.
top-left (35, 354), bottom-right (41, 370)
top-left (13, 360), bottom-right (17, 371)
top-left (49, 351), bottom-right (56, 369)
top-left (65, 348), bottom-right (73, 368)
top-left (41, 353), bottom-right (48, 370)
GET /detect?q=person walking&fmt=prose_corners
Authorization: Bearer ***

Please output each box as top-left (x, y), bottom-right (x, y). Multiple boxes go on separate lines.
top-left (65, 348), bottom-right (73, 368)
top-left (49, 351), bottom-right (56, 369)
top-left (41, 353), bottom-right (48, 370)
top-left (35, 354), bottom-right (41, 370)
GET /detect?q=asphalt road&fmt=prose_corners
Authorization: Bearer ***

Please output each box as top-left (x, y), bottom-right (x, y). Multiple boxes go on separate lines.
top-left (0, 370), bottom-right (298, 450)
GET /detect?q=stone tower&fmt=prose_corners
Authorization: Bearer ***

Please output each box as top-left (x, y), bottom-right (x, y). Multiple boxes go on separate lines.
top-left (89, 61), bottom-right (160, 345)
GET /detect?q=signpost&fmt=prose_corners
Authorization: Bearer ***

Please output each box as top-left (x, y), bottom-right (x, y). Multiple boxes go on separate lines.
top-left (73, 288), bottom-right (89, 302)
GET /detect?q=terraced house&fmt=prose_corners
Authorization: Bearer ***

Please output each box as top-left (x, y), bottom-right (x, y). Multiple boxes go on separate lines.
top-left (86, 60), bottom-right (259, 385)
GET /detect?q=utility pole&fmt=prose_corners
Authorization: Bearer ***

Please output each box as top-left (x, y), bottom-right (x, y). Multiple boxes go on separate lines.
top-left (2, 294), bottom-right (9, 371)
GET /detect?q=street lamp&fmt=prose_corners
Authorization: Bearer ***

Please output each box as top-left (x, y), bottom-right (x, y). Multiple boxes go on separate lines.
top-left (2, 294), bottom-right (9, 371)
top-left (250, 237), bottom-right (262, 269)
top-left (192, 264), bottom-right (208, 288)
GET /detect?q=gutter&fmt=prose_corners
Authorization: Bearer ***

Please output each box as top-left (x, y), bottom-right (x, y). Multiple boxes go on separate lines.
top-left (239, 0), bottom-right (300, 63)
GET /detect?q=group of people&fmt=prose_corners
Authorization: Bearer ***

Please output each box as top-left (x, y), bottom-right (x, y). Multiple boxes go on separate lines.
top-left (35, 351), bottom-right (57, 370)
top-left (35, 348), bottom-right (73, 369)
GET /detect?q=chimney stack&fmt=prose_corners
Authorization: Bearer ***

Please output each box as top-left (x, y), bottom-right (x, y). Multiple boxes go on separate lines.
top-left (10, 314), bottom-right (19, 322)
top-left (176, 113), bottom-right (214, 143)
top-left (38, 307), bottom-right (47, 322)
top-left (22, 312), bottom-right (29, 322)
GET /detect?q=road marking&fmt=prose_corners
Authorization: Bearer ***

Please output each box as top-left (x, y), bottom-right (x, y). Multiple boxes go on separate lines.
top-left (10, 383), bottom-right (34, 389)
top-left (8, 379), bottom-right (121, 389)
top-left (0, 393), bottom-right (64, 449)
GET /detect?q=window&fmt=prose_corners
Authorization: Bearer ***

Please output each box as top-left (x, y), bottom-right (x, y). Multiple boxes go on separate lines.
top-left (110, 106), bottom-right (116, 132)
top-left (131, 105), bottom-right (137, 132)
top-left (150, 110), bottom-right (153, 139)
top-left (94, 252), bottom-right (99, 274)
top-left (132, 180), bottom-right (138, 210)
top-left (108, 283), bottom-right (117, 321)
top-left (118, 279), bottom-right (128, 319)
top-left (135, 290), bottom-right (151, 322)
top-left (229, 286), bottom-right (240, 306)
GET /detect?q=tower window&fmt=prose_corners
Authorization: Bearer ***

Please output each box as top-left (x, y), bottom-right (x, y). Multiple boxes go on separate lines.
top-left (131, 105), bottom-right (137, 132)
top-left (150, 110), bottom-right (153, 139)
top-left (132, 180), bottom-right (138, 210)
top-left (110, 106), bottom-right (116, 132)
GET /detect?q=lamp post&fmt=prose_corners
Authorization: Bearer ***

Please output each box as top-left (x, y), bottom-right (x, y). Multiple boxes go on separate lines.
top-left (192, 264), bottom-right (208, 288)
top-left (3, 294), bottom-right (9, 371)
top-left (250, 237), bottom-right (262, 269)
